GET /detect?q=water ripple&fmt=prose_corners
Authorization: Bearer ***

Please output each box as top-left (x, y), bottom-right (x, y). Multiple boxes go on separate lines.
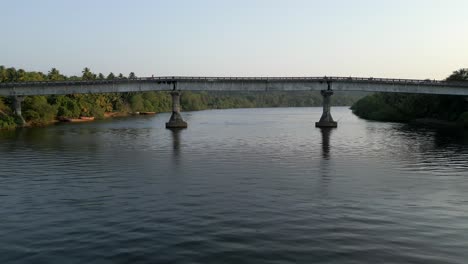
top-left (1, 107), bottom-right (468, 264)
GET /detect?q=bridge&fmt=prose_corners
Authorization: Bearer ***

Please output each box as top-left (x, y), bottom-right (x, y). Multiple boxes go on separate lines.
top-left (1, 76), bottom-right (467, 128)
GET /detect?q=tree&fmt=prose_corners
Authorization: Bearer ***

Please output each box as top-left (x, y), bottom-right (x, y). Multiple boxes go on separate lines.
top-left (130, 94), bottom-right (144, 111)
top-left (68, 75), bottom-right (81, 81)
top-left (22, 96), bottom-right (57, 125)
top-left (98, 73), bottom-right (105, 80)
top-left (129, 72), bottom-right (136, 79)
top-left (24, 71), bottom-right (46, 82)
top-left (16, 69), bottom-right (27, 82)
top-left (352, 68), bottom-right (468, 124)
top-left (107, 72), bottom-right (115, 80)
top-left (446, 69), bottom-right (468, 81)
top-left (5, 67), bottom-right (17, 82)
top-left (47, 68), bottom-right (64, 81)
top-left (82, 67), bottom-right (96, 80)
top-left (0, 66), bottom-right (6, 82)
top-left (55, 95), bottom-right (81, 118)
top-left (118, 73), bottom-right (125, 79)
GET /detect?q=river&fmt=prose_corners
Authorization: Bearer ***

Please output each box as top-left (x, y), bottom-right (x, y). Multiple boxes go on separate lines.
top-left (1, 107), bottom-right (467, 264)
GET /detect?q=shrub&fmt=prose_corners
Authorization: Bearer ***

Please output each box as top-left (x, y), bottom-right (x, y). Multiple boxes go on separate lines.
top-left (0, 114), bottom-right (16, 129)
top-left (22, 96), bottom-right (57, 125)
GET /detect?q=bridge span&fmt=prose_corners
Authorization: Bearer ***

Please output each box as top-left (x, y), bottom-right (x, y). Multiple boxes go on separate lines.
top-left (1, 76), bottom-right (467, 128)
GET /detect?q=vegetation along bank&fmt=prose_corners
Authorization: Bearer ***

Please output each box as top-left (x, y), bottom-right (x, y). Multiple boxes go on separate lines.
top-left (351, 69), bottom-right (468, 128)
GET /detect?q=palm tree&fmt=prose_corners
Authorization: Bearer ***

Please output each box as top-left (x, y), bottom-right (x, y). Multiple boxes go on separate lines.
top-left (447, 68), bottom-right (468, 81)
top-left (82, 67), bottom-right (96, 80)
top-left (48, 68), bottom-right (62, 81)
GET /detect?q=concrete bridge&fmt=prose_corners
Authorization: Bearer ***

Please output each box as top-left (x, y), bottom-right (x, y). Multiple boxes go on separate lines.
top-left (1, 76), bottom-right (467, 128)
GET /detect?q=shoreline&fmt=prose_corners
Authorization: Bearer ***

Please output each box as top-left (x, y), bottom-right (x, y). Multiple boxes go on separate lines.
top-left (5, 111), bottom-right (147, 129)
top-left (410, 118), bottom-right (461, 128)
top-left (354, 114), bottom-right (466, 129)
top-left (9, 107), bottom-right (465, 130)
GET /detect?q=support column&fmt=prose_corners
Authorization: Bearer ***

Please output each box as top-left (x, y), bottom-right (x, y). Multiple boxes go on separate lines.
top-left (12, 96), bottom-right (26, 126)
top-left (315, 90), bottom-right (337, 128)
top-left (166, 91), bottom-right (188, 129)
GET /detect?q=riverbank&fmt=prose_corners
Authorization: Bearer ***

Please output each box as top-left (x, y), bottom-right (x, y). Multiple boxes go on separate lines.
top-left (1, 109), bottom-right (164, 129)
top-left (351, 93), bottom-right (468, 129)
top-left (410, 118), bottom-right (461, 128)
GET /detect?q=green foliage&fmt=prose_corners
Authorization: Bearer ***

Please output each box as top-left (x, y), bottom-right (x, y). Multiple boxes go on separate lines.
top-left (0, 114), bottom-right (16, 129)
top-left (72, 94), bottom-right (111, 118)
top-left (0, 66), bottom-right (46, 82)
top-left (176, 91), bottom-right (363, 111)
top-left (352, 93), bottom-right (468, 123)
top-left (130, 94), bottom-right (144, 112)
top-left (22, 96), bottom-right (57, 125)
top-left (53, 96), bottom-right (81, 118)
top-left (129, 92), bottom-right (170, 112)
top-left (0, 66), bottom-right (5, 82)
top-left (82, 67), bottom-right (96, 80)
top-left (0, 97), bottom-right (11, 113)
top-left (47, 68), bottom-right (65, 81)
top-left (0, 97), bottom-right (16, 129)
top-left (352, 69), bottom-right (468, 126)
top-left (181, 92), bottom-right (205, 111)
top-left (351, 94), bottom-right (407, 122)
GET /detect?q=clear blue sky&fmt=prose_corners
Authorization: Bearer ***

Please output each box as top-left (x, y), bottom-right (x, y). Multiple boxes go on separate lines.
top-left (1, 0), bottom-right (467, 79)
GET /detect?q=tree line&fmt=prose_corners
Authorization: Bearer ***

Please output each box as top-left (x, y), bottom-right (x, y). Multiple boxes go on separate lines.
top-left (351, 69), bottom-right (468, 127)
top-left (0, 66), bottom-right (365, 129)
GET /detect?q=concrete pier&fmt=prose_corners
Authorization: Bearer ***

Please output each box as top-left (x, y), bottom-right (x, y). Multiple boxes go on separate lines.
top-left (315, 90), bottom-right (337, 128)
top-left (12, 96), bottom-right (26, 126)
top-left (166, 91), bottom-right (188, 129)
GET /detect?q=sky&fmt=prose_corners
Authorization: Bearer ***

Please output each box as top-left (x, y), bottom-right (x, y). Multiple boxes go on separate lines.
top-left (1, 0), bottom-right (467, 79)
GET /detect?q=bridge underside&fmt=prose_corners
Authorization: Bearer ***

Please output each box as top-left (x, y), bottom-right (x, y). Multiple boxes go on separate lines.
top-left (8, 89), bottom-right (339, 129)
top-left (167, 88), bottom-right (339, 130)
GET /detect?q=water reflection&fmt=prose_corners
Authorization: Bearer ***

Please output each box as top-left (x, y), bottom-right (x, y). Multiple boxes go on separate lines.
top-left (1, 108), bottom-right (468, 264)
top-left (320, 127), bottom-right (334, 160)
top-left (318, 127), bottom-right (335, 191)
top-left (169, 128), bottom-right (182, 162)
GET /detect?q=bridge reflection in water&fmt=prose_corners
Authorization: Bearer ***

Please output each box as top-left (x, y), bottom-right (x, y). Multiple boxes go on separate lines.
top-left (320, 127), bottom-right (333, 160)
top-left (170, 128), bottom-right (182, 160)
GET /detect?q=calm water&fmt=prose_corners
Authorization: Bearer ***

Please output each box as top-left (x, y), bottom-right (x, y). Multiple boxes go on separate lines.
top-left (1, 107), bottom-right (468, 264)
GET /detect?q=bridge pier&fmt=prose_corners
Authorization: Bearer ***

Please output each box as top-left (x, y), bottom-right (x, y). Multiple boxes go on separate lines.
top-left (12, 96), bottom-right (26, 126)
top-left (166, 91), bottom-right (188, 129)
top-left (315, 90), bottom-right (337, 128)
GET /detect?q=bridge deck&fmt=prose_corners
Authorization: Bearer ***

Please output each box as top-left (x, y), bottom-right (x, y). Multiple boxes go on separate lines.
top-left (1, 77), bottom-right (467, 96)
